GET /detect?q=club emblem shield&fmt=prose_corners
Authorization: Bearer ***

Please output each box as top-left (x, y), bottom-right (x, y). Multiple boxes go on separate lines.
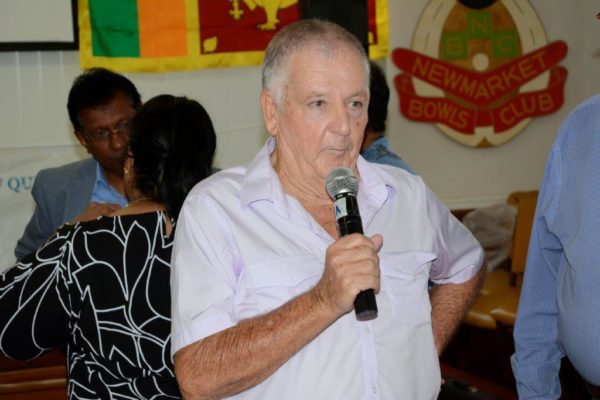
top-left (393, 0), bottom-right (568, 147)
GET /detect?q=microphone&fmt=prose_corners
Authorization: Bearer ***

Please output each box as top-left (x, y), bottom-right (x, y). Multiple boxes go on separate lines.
top-left (325, 167), bottom-right (378, 321)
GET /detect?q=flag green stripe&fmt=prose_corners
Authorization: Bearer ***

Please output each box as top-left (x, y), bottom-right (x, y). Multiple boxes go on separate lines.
top-left (90, 0), bottom-right (140, 57)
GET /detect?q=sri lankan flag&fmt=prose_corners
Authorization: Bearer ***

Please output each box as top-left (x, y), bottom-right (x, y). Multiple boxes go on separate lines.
top-left (79, 0), bottom-right (389, 72)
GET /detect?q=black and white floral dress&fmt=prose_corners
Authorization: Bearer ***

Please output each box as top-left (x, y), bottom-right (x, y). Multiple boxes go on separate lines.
top-left (0, 211), bottom-right (181, 399)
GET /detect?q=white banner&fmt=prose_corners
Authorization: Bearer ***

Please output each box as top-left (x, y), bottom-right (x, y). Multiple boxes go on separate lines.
top-left (0, 146), bottom-right (83, 271)
top-left (0, 0), bottom-right (74, 43)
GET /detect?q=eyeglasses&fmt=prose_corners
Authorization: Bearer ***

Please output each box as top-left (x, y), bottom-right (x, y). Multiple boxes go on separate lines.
top-left (83, 120), bottom-right (131, 143)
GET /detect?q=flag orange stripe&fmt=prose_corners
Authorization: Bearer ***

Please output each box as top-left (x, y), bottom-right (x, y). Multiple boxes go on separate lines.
top-left (137, 0), bottom-right (187, 57)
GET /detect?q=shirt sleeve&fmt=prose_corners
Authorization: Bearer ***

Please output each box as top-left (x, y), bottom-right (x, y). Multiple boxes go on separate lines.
top-left (170, 193), bottom-right (240, 357)
top-left (1, 227), bottom-right (71, 360)
top-left (511, 143), bottom-right (563, 399)
top-left (425, 186), bottom-right (484, 284)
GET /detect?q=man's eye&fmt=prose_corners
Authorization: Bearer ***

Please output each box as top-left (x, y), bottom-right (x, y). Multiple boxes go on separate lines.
top-left (310, 100), bottom-right (325, 108)
top-left (350, 100), bottom-right (364, 109)
top-left (116, 121), bottom-right (131, 134)
top-left (93, 129), bottom-right (111, 139)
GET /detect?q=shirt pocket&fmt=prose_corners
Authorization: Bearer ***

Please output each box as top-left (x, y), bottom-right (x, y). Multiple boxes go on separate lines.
top-left (379, 251), bottom-right (436, 326)
top-left (237, 255), bottom-right (323, 316)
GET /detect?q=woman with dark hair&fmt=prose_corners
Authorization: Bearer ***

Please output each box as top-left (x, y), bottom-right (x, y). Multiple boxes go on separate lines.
top-left (0, 95), bottom-right (216, 399)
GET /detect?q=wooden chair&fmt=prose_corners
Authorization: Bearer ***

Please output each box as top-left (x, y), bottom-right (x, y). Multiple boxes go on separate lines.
top-left (0, 365), bottom-right (67, 399)
top-left (485, 191), bottom-right (538, 326)
top-left (0, 349), bottom-right (67, 399)
top-left (449, 191), bottom-right (537, 388)
top-left (464, 190), bottom-right (538, 329)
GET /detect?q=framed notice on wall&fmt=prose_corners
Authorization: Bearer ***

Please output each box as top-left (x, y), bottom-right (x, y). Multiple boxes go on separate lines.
top-left (0, 0), bottom-right (78, 51)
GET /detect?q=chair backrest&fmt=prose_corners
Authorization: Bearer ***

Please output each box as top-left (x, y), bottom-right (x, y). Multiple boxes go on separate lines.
top-left (0, 365), bottom-right (66, 399)
top-left (507, 191), bottom-right (539, 285)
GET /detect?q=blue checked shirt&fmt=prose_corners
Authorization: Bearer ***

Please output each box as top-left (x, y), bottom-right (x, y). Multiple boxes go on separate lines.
top-left (512, 94), bottom-right (600, 398)
top-left (361, 136), bottom-right (414, 174)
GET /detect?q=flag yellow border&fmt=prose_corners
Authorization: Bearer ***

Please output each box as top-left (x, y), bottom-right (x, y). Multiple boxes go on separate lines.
top-left (370, 0), bottom-right (389, 60)
top-left (79, 0), bottom-right (389, 72)
top-left (80, 0), bottom-right (265, 72)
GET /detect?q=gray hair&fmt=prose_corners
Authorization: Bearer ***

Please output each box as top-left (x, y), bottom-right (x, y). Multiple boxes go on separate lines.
top-left (262, 19), bottom-right (370, 108)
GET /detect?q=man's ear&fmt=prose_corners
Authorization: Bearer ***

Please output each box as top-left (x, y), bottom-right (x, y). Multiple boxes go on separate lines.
top-left (74, 131), bottom-right (91, 153)
top-left (124, 155), bottom-right (134, 173)
top-left (260, 90), bottom-right (279, 137)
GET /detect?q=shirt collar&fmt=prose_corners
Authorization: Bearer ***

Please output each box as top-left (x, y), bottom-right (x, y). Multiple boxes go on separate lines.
top-left (95, 161), bottom-right (109, 187)
top-left (356, 155), bottom-right (395, 226)
top-left (240, 137), bottom-right (281, 207)
top-left (240, 138), bottom-right (394, 222)
top-left (371, 136), bottom-right (390, 148)
top-left (93, 161), bottom-right (128, 207)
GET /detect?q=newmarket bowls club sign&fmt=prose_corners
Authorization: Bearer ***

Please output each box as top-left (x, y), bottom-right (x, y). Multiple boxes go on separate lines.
top-left (393, 0), bottom-right (568, 147)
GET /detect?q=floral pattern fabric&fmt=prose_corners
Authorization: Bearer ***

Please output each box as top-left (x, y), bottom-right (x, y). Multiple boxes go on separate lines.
top-left (0, 211), bottom-right (181, 399)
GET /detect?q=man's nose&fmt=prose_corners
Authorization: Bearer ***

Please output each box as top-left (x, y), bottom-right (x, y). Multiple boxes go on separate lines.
top-left (109, 131), bottom-right (128, 151)
top-left (331, 103), bottom-right (351, 136)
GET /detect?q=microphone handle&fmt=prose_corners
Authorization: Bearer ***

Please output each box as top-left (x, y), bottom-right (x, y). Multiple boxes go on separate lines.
top-left (354, 289), bottom-right (378, 321)
top-left (334, 195), bottom-right (378, 321)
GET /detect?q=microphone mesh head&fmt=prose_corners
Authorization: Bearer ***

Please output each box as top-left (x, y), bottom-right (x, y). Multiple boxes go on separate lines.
top-left (325, 167), bottom-right (358, 198)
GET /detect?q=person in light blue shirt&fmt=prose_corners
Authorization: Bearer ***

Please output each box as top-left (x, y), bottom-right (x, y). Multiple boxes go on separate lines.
top-left (91, 161), bottom-right (129, 207)
top-left (512, 94), bottom-right (600, 399)
top-left (360, 62), bottom-right (414, 174)
top-left (14, 68), bottom-right (141, 260)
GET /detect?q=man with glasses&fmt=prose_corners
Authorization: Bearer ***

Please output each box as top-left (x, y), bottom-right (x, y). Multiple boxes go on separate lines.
top-left (14, 68), bottom-right (142, 260)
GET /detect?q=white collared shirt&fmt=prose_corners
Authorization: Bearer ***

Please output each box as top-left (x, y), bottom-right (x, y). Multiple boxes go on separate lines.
top-left (171, 138), bottom-right (483, 400)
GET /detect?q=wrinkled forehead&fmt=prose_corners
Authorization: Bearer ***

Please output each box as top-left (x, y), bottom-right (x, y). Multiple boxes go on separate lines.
top-left (286, 42), bottom-right (369, 83)
top-left (278, 49), bottom-right (369, 111)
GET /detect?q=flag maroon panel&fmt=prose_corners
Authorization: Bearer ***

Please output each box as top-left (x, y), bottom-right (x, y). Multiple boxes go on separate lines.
top-left (197, 1), bottom-right (300, 54)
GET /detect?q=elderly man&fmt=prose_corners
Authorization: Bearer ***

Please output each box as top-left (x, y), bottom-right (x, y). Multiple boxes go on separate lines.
top-left (171, 19), bottom-right (485, 399)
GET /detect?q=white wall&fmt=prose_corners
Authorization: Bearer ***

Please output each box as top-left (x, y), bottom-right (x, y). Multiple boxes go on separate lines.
top-left (0, 51), bottom-right (268, 167)
top-left (1, 0), bottom-right (600, 266)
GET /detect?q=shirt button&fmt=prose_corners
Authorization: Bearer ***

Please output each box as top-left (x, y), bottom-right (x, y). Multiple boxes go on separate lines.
top-left (372, 385), bottom-right (378, 394)
top-left (365, 326), bottom-right (371, 334)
